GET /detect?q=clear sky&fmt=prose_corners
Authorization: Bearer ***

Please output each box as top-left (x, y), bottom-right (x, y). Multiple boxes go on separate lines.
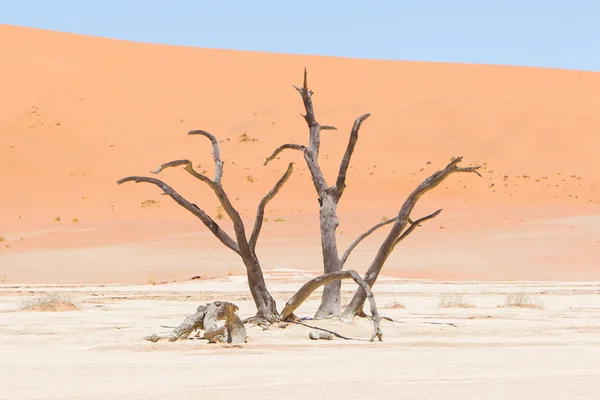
top-left (2, 0), bottom-right (599, 72)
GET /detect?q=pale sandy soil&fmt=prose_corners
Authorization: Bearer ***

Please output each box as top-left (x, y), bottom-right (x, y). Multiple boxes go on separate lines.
top-left (1, 272), bottom-right (600, 399)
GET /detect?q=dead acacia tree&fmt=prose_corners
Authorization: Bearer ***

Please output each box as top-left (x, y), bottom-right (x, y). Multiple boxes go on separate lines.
top-left (117, 130), bottom-right (294, 321)
top-left (267, 70), bottom-right (481, 320)
top-left (265, 69), bottom-right (370, 319)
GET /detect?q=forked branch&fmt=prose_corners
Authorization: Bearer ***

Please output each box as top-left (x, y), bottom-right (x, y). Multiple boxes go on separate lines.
top-left (393, 209), bottom-right (442, 248)
top-left (340, 217), bottom-right (395, 269)
top-left (264, 144), bottom-right (305, 166)
top-left (280, 270), bottom-right (383, 342)
top-left (341, 156), bottom-right (482, 319)
top-left (339, 210), bottom-right (443, 269)
top-left (293, 68), bottom-right (317, 127)
top-left (116, 176), bottom-right (240, 254)
top-left (188, 130), bottom-right (224, 184)
top-left (249, 162), bottom-right (295, 252)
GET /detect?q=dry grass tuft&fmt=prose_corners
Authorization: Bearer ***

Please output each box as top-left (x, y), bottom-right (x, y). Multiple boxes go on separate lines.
top-left (384, 299), bottom-right (406, 309)
top-left (215, 206), bottom-right (225, 220)
top-left (238, 132), bottom-right (258, 142)
top-left (504, 292), bottom-right (544, 309)
top-left (141, 199), bottom-right (159, 208)
top-left (20, 292), bottom-right (79, 312)
top-left (439, 294), bottom-right (474, 308)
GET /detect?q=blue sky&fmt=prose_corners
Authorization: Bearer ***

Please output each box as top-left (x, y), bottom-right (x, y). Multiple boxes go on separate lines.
top-left (2, 0), bottom-right (599, 71)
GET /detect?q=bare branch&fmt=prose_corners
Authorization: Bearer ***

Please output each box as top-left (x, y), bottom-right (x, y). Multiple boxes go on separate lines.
top-left (188, 130), bottom-right (224, 184)
top-left (341, 156), bottom-right (482, 319)
top-left (340, 217), bottom-right (395, 269)
top-left (116, 176), bottom-right (240, 254)
top-left (293, 68), bottom-right (318, 127)
top-left (249, 163), bottom-right (294, 252)
top-left (393, 209), bottom-right (442, 248)
top-left (334, 113), bottom-right (371, 197)
top-left (151, 159), bottom-right (215, 187)
top-left (339, 209), bottom-right (442, 269)
top-left (263, 144), bottom-right (305, 166)
top-left (321, 125), bottom-right (338, 131)
top-left (280, 270), bottom-right (382, 342)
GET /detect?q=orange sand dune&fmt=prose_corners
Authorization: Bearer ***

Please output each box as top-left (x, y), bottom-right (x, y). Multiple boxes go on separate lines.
top-left (1, 25), bottom-right (599, 284)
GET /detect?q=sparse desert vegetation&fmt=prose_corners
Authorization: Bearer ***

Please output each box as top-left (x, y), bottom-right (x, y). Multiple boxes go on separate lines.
top-left (238, 132), bottom-right (258, 142)
top-left (384, 299), bottom-right (405, 309)
top-left (504, 292), bottom-right (544, 309)
top-left (439, 294), bottom-right (474, 308)
top-left (140, 199), bottom-right (159, 208)
top-left (19, 292), bottom-right (79, 312)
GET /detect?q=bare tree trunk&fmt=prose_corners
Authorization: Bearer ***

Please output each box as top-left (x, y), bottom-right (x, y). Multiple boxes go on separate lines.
top-left (118, 131), bottom-right (293, 322)
top-left (314, 194), bottom-right (342, 318)
top-left (240, 255), bottom-right (278, 321)
top-left (341, 157), bottom-right (481, 321)
top-left (266, 69), bottom-right (370, 319)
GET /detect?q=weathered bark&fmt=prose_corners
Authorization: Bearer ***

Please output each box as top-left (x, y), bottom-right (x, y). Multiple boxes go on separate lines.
top-left (280, 270), bottom-right (383, 342)
top-left (118, 131), bottom-right (294, 321)
top-left (144, 301), bottom-right (247, 344)
top-left (341, 157), bottom-right (481, 320)
top-left (266, 69), bottom-right (371, 319)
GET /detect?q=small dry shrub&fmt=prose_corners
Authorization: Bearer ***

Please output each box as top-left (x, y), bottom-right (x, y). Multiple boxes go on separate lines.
top-left (238, 133), bottom-right (258, 142)
top-left (439, 294), bottom-right (474, 308)
top-left (141, 199), bottom-right (159, 208)
top-left (384, 299), bottom-right (405, 309)
top-left (20, 292), bottom-right (79, 312)
top-left (504, 292), bottom-right (543, 309)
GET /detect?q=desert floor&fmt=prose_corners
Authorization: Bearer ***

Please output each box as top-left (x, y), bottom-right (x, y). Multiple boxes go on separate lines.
top-left (2, 272), bottom-right (600, 400)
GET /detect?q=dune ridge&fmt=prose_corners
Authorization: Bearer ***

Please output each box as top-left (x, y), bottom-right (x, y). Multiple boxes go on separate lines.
top-left (1, 24), bottom-right (599, 284)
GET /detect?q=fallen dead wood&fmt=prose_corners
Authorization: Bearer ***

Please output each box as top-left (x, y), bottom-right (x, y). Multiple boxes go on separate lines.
top-left (144, 301), bottom-right (247, 344)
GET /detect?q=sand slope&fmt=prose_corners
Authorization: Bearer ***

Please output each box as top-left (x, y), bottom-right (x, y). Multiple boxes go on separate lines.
top-left (1, 25), bottom-right (599, 283)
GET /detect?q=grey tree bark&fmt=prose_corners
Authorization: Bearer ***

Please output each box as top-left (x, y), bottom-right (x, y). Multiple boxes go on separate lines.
top-left (265, 69), bottom-right (370, 319)
top-left (280, 270), bottom-right (383, 342)
top-left (118, 131), bottom-right (294, 321)
top-left (340, 157), bottom-right (481, 321)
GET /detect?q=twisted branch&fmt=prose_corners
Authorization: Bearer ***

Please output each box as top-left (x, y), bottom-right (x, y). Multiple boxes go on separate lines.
top-left (263, 144), bottom-right (305, 166)
top-left (188, 130), bottom-right (224, 184)
top-left (151, 159), bottom-right (214, 187)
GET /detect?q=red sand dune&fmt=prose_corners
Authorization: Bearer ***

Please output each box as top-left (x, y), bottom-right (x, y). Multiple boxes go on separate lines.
top-left (1, 25), bottom-right (599, 284)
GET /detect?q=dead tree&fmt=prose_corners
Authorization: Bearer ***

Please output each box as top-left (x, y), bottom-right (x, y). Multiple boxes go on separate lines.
top-left (267, 70), bottom-right (481, 321)
top-left (265, 69), bottom-right (370, 319)
top-left (340, 157), bottom-right (481, 321)
top-left (117, 130), bottom-right (294, 321)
